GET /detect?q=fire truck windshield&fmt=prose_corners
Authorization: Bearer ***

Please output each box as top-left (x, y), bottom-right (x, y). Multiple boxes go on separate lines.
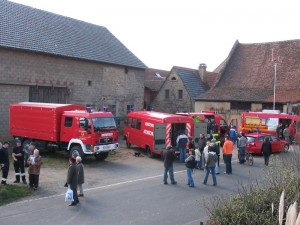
top-left (92, 117), bottom-right (116, 131)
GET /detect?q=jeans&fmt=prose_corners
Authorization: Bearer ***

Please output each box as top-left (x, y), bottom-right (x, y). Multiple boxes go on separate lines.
top-left (198, 152), bottom-right (205, 168)
top-left (187, 168), bottom-right (194, 187)
top-left (179, 148), bottom-right (186, 163)
top-left (284, 136), bottom-right (290, 144)
top-left (223, 154), bottom-right (232, 173)
top-left (215, 159), bottom-right (219, 174)
top-left (239, 147), bottom-right (246, 163)
top-left (203, 167), bottom-right (217, 185)
top-left (164, 166), bottom-right (175, 183)
top-left (230, 137), bottom-right (236, 145)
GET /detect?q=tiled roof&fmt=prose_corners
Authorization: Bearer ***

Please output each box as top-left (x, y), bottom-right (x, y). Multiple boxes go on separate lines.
top-left (205, 72), bottom-right (218, 88)
top-left (196, 40), bottom-right (300, 103)
top-left (174, 67), bottom-right (209, 99)
top-left (0, 0), bottom-right (147, 69)
top-left (145, 68), bottom-right (168, 91)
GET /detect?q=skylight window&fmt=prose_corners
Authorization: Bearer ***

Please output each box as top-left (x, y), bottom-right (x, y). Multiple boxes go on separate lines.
top-left (155, 72), bottom-right (162, 77)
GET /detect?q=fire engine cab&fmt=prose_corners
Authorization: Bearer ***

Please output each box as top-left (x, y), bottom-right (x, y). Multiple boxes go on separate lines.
top-left (123, 111), bottom-right (206, 158)
top-left (176, 111), bottom-right (237, 141)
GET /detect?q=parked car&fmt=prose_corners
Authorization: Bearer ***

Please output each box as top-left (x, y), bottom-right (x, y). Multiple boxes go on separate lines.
top-left (245, 133), bottom-right (289, 154)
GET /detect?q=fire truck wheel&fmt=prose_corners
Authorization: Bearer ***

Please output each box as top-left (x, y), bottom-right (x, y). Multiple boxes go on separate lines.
top-left (94, 152), bottom-right (109, 161)
top-left (146, 146), bottom-right (155, 158)
top-left (70, 146), bottom-right (84, 159)
top-left (126, 141), bottom-right (131, 148)
top-left (23, 140), bottom-right (31, 155)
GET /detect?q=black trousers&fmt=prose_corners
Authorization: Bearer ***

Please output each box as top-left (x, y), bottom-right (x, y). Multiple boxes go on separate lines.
top-left (29, 174), bottom-right (39, 188)
top-left (2, 165), bottom-right (9, 181)
top-left (14, 160), bottom-right (26, 181)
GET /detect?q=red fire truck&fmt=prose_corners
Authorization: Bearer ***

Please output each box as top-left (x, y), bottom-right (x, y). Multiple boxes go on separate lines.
top-left (9, 102), bottom-right (119, 160)
top-left (240, 110), bottom-right (300, 141)
top-left (123, 111), bottom-right (206, 158)
top-left (176, 111), bottom-right (237, 141)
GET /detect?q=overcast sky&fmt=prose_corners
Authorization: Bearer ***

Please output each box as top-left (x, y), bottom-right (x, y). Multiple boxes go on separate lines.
top-left (10, 0), bottom-right (300, 72)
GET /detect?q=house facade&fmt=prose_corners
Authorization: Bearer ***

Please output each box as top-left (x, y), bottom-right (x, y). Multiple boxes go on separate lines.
top-left (151, 64), bottom-right (217, 113)
top-left (0, 0), bottom-right (147, 139)
top-left (195, 40), bottom-right (300, 125)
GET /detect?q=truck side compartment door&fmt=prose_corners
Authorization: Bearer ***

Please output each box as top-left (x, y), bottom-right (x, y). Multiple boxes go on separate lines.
top-left (154, 124), bottom-right (166, 152)
top-left (194, 123), bottom-right (207, 143)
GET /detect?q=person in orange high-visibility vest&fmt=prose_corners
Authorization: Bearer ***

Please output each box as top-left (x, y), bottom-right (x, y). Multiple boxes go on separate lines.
top-left (222, 136), bottom-right (234, 174)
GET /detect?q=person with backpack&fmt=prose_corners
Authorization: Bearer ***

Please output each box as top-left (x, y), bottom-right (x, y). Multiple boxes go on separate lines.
top-left (202, 146), bottom-right (218, 186)
top-left (185, 149), bottom-right (196, 187)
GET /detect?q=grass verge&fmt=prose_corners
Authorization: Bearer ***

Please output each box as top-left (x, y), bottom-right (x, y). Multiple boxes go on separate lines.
top-left (0, 184), bottom-right (32, 206)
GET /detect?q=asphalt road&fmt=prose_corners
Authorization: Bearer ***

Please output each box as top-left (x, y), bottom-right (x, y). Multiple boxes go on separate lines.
top-left (0, 145), bottom-right (274, 225)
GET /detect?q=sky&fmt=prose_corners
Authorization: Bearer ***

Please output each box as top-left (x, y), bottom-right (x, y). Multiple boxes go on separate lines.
top-left (9, 0), bottom-right (300, 72)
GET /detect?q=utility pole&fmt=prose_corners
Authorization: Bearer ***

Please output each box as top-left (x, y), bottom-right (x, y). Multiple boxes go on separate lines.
top-left (272, 49), bottom-right (278, 110)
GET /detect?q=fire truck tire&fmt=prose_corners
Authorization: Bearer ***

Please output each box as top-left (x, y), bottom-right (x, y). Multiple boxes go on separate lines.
top-left (94, 152), bottom-right (109, 161)
top-left (70, 146), bottom-right (84, 159)
top-left (126, 141), bottom-right (131, 148)
top-left (23, 140), bottom-right (31, 155)
top-left (146, 146), bottom-right (155, 158)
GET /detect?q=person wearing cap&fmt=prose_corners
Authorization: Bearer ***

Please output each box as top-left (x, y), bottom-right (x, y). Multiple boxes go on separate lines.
top-left (0, 141), bottom-right (10, 185)
top-left (67, 157), bottom-right (79, 206)
top-left (161, 145), bottom-right (177, 185)
top-left (12, 139), bottom-right (27, 184)
top-left (27, 149), bottom-right (43, 190)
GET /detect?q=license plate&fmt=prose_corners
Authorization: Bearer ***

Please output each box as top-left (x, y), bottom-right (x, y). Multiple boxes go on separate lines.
top-left (103, 145), bottom-right (110, 149)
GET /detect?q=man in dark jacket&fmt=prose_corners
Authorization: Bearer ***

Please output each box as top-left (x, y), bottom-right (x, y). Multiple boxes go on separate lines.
top-left (197, 133), bottom-right (207, 169)
top-left (238, 133), bottom-right (248, 164)
top-left (162, 145), bottom-right (177, 185)
top-left (67, 157), bottom-right (79, 206)
top-left (261, 136), bottom-right (272, 166)
top-left (0, 141), bottom-right (10, 185)
top-left (176, 132), bottom-right (189, 163)
top-left (12, 139), bottom-right (27, 184)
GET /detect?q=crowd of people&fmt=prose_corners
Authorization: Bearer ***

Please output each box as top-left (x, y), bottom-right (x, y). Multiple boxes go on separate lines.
top-left (0, 140), bottom-right (85, 207)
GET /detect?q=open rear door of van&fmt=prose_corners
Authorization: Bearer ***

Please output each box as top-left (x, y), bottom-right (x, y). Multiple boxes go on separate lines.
top-left (154, 124), bottom-right (166, 152)
top-left (194, 122), bottom-right (207, 143)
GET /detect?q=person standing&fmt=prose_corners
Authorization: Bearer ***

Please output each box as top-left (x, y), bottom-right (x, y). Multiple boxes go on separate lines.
top-left (276, 123), bottom-right (282, 139)
top-left (67, 157), bottom-right (79, 206)
top-left (283, 125), bottom-right (290, 144)
top-left (198, 133), bottom-right (207, 169)
top-left (229, 126), bottom-right (237, 145)
top-left (202, 146), bottom-right (218, 186)
top-left (223, 136), bottom-right (234, 174)
top-left (162, 145), bottom-right (177, 185)
top-left (203, 141), bottom-right (210, 171)
top-left (0, 141), bottom-right (10, 185)
top-left (261, 136), bottom-right (272, 166)
top-left (194, 145), bottom-right (201, 169)
top-left (76, 156), bottom-right (85, 197)
top-left (238, 133), bottom-right (247, 164)
top-left (27, 149), bottom-right (43, 190)
top-left (25, 142), bottom-right (36, 168)
top-left (12, 139), bottom-right (27, 184)
top-left (176, 131), bottom-right (189, 163)
top-left (210, 139), bottom-right (220, 175)
top-left (185, 149), bottom-right (196, 187)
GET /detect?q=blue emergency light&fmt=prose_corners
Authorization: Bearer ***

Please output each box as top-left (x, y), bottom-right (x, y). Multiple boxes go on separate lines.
top-left (103, 106), bottom-right (108, 112)
top-left (86, 107), bottom-right (92, 113)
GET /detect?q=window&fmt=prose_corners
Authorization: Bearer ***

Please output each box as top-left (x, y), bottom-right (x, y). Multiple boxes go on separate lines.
top-left (126, 104), bottom-right (134, 114)
top-left (107, 105), bottom-right (116, 116)
top-left (171, 76), bottom-right (177, 81)
top-left (64, 117), bottom-right (73, 127)
top-left (127, 118), bottom-right (131, 127)
top-left (178, 90), bottom-right (183, 99)
top-left (136, 119), bottom-right (141, 130)
top-left (231, 102), bottom-right (251, 110)
top-left (131, 118), bottom-right (136, 128)
top-left (155, 72), bottom-right (161, 77)
top-left (79, 118), bottom-right (91, 128)
top-left (165, 90), bottom-right (169, 99)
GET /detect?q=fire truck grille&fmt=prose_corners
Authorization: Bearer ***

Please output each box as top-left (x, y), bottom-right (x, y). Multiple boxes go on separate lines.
top-left (100, 137), bottom-right (113, 144)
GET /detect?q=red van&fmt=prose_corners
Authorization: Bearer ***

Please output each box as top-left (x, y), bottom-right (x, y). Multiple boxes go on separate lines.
top-left (123, 111), bottom-right (206, 158)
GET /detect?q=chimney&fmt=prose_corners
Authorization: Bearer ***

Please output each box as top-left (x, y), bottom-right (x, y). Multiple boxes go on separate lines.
top-left (198, 63), bottom-right (207, 82)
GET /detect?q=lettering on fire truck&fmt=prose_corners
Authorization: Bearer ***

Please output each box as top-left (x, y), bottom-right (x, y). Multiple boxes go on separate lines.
top-left (143, 130), bottom-right (153, 136)
top-left (102, 133), bottom-right (113, 137)
top-left (145, 122), bottom-right (154, 127)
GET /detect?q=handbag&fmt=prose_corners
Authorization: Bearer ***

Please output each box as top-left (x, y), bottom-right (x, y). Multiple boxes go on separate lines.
top-left (65, 187), bottom-right (74, 202)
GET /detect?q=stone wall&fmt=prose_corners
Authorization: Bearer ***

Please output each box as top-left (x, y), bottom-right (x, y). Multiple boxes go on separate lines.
top-left (151, 69), bottom-right (193, 113)
top-left (0, 48), bottom-right (145, 139)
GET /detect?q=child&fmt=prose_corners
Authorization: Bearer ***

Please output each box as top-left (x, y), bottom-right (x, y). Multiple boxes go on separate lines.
top-left (194, 145), bottom-right (201, 169)
top-left (185, 149), bottom-right (196, 187)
